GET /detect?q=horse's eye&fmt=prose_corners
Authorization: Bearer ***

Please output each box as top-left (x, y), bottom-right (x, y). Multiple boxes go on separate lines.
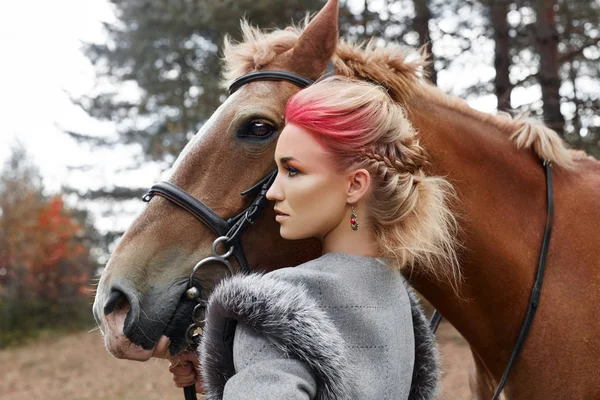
top-left (247, 121), bottom-right (275, 138)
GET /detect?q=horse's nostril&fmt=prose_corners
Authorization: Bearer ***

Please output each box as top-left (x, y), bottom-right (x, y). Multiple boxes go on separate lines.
top-left (104, 289), bottom-right (128, 316)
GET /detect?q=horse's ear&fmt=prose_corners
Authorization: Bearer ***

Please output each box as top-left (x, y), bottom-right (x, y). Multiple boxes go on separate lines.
top-left (289, 0), bottom-right (338, 78)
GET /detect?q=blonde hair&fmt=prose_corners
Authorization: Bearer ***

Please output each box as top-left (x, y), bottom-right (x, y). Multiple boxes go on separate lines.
top-left (286, 77), bottom-right (461, 289)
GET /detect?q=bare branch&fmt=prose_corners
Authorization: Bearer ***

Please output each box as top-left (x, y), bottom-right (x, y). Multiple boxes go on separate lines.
top-left (63, 186), bottom-right (147, 200)
top-left (560, 40), bottom-right (600, 64)
top-left (511, 72), bottom-right (539, 88)
top-left (63, 130), bottom-right (119, 147)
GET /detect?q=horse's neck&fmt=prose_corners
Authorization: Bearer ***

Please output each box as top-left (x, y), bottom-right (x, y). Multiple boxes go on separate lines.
top-left (406, 92), bottom-right (548, 375)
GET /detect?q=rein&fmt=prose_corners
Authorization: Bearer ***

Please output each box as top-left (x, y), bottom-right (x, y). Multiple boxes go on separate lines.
top-left (430, 160), bottom-right (554, 400)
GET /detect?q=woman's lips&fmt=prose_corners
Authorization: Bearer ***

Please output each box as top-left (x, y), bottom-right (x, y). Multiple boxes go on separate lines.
top-left (274, 208), bottom-right (288, 221)
top-left (275, 214), bottom-right (288, 222)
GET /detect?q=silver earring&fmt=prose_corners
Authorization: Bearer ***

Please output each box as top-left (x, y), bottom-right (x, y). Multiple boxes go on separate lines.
top-left (350, 205), bottom-right (359, 231)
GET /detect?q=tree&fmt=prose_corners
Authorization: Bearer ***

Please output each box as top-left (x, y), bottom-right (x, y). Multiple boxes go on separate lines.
top-left (413, 0), bottom-right (437, 84)
top-left (73, 0), bottom-right (351, 166)
top-left (75, 0), bottom-right (599, 160)
top-left (503, 0), bottom-right (598, 143)
top-left (556, 0), bottom-right (600, 157)
top-left (488, 0), bottom-right (512, 111)
top-left (0, 143), bottom-right (99, 345)
top-left (532, 0), bottom-right (565, 133)
top-left (0, 142), bottom-right (44, 301)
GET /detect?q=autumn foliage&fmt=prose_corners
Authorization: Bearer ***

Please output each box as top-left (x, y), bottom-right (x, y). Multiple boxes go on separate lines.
top-left (0, 144), bottom-right (98, 346)
top-left (1, 196), bottom-right (91, 298)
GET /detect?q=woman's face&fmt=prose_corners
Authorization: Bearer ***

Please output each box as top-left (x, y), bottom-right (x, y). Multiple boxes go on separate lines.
top-left (266, 124), bottom-right (349, 241)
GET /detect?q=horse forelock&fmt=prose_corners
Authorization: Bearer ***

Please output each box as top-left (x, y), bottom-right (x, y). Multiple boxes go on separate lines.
top-left (221, 21), bottom-right (302, 87)
top-left (221, 20), bottom-right (428, 96)
top-left (334, 40), bottom-right (430, 100)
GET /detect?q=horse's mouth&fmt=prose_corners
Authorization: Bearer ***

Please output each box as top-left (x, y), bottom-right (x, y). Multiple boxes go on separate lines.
top-left (102, 305), bottom-right (194, 361)
top-left (98, 284), bottom-right (197, 361)
top-left (96, 272), bottom-right (226, 361)
top-left (105, 333), bottom-right (158, 361)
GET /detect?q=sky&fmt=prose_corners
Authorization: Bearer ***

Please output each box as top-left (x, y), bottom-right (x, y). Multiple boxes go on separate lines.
top-left (0, 0), bottom-right (163, 190)
top-left (0, 0), bottom-right (164, 232)
top-left (1, 0), bottom-right (108, 186)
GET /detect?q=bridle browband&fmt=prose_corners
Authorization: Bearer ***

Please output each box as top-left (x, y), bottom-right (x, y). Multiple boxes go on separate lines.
top-left (228, 70), bottom-right (314, 95)
top-left (142, 63), bottom-right (552, 400)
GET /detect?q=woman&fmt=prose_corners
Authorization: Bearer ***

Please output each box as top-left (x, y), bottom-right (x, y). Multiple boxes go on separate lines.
top-left (170, 77), bottom-right (460, 399)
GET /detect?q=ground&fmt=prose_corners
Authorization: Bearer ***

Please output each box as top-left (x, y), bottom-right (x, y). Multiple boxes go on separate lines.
top-left (0, 321), bottom-right (472, 399)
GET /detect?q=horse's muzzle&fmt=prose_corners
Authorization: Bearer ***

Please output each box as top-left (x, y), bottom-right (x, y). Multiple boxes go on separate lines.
top-left (95, 280), bottom-right (189, 360)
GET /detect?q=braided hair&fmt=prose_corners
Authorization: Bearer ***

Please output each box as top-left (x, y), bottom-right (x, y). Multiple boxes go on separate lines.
top-left (285, 77), bottom-right (460, 288)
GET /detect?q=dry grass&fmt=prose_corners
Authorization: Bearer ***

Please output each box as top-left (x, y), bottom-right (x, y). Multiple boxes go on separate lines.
top-left (0, 321), bottom-right (472, 400)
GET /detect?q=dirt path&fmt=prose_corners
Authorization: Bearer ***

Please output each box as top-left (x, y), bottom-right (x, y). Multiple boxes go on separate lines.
top-left (1, 321), bottom-right (472, 399)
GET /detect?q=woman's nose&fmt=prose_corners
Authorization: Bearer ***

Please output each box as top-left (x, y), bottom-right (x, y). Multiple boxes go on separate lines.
top-left (266, 174), bottom-right (283, 201)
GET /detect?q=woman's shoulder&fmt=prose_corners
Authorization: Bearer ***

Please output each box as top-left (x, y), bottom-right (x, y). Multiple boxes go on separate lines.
top-left (266, 253), bottom-right (409, 305)
top-left (268, 253), bottom-right (403, 282)
top-left (270, 252), bottom-right (393, 273)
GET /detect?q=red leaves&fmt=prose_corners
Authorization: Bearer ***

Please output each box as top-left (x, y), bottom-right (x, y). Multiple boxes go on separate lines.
top-left (1, 194), bottom-right (92, 300)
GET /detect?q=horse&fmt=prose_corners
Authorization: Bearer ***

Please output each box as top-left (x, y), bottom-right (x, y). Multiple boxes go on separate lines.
top-left (92, 0), bottom-right (600, 398)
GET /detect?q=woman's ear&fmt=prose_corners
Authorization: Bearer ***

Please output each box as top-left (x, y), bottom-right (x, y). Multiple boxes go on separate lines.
top-left (346, 169), bottom-right (371, 203)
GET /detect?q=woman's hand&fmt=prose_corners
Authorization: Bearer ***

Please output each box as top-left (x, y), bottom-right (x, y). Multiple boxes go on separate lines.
top-left (169, 351), bottom-right (203, 393)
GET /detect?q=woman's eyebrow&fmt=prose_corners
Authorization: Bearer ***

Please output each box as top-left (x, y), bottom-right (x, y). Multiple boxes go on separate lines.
top-left (279, 156), bottom-right (300, 164)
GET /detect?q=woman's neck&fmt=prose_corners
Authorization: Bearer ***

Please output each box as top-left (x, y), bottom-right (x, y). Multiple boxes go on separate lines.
top-left (321, 223), bottom-right (379, 258)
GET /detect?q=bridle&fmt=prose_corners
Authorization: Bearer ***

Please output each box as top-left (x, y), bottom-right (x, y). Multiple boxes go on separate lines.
top-left (141, 65), bottom-right (554, 400)
top-left (142, 168), bottom-right (277, 349)
top-left (142, 66), bottom-right (326, 400)
top-left (142, 168), bottom-right (277, 276)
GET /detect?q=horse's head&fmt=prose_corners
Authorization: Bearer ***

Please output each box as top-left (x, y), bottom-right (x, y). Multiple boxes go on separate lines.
top-left (93, 0), bottom-right (341, 361)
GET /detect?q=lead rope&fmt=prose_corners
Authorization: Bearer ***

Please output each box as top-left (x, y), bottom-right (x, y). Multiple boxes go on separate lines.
top-left (430, 160), bottom-right (554, 400)
top-left (184, 385), bottom-right (196, 400)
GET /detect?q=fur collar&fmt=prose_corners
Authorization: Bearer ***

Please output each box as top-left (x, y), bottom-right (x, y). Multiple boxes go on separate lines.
top-left (405, 282), bottom-right (441, 400)
top-left (199, 273), bottom-right (440, 400)
top-left (199, 273), bottom-right (357, 400)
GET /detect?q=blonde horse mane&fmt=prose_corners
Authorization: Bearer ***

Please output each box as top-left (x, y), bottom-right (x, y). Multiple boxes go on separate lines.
top-left (504, 113), bottom-right (575, 169)
top-left (223, 20), bottom-right (578, 171)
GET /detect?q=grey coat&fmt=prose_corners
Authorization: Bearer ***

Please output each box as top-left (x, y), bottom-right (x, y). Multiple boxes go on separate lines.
top-left (199, 252), bottom-right (439, 400)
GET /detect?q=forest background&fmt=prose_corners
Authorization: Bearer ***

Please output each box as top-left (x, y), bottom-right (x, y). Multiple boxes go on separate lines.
top-left (1, 0), bottom-right (598, 348)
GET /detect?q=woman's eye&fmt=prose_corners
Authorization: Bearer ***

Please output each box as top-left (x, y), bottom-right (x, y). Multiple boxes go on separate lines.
top-left (285, 166), bottom-right (299, 177)
top-left (247, 121), bottom-right (275, 137)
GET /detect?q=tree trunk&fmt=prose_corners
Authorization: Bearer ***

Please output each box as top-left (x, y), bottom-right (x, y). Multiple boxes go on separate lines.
top-left (532, 0), bottom-right (565, 135)
top-left (490, 0), bottom-right (512, 111)
top-left (413, 0), bottom-right (437, 85)
top-left (563, 2), bottom-right (581, 139)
